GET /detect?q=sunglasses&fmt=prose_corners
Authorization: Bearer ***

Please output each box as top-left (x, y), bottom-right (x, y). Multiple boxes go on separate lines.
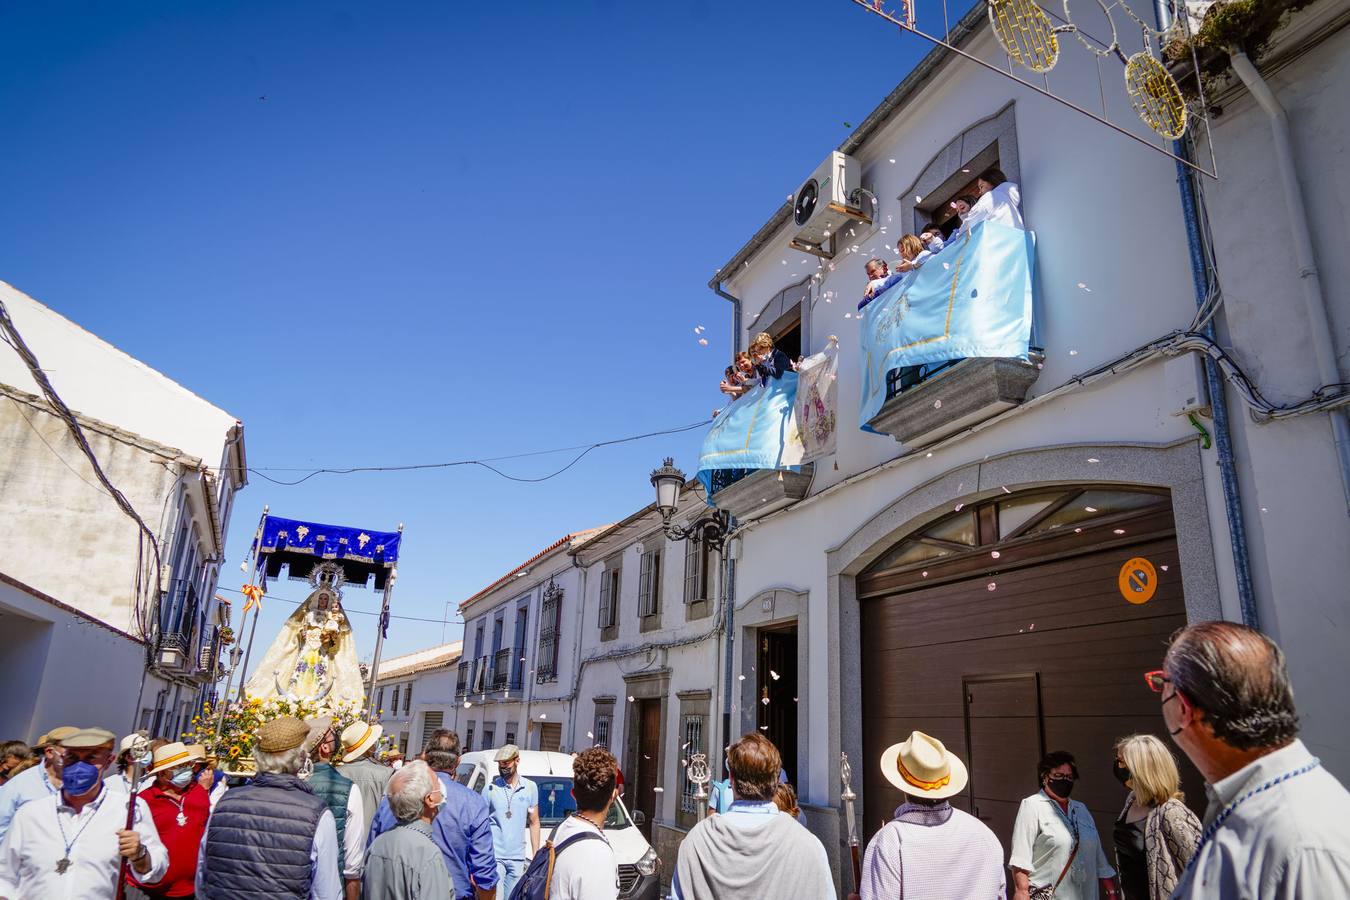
top-left (1144, 670), bottom-right (1171, 693)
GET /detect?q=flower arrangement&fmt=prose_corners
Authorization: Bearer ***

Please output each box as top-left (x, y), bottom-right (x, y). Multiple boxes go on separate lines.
top-left (182, 693), bottom-right (372, 773)
top-left (218, 626), bottom-right (235, 647)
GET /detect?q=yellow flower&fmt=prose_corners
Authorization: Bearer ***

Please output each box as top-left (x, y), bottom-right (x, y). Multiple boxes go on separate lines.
top-left (229, 746), bottom-right (241, 758)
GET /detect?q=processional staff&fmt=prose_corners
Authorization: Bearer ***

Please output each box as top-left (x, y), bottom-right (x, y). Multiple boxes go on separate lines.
top-left (114, 734), bottom-right (152, 900)
top-left (841, 751), bottom-right (862, 895)
top-left (686, 751), bottom-right (711, 822)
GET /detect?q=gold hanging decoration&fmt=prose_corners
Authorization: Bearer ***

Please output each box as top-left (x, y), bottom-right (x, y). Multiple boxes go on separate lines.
top-left (1124, 51), bottom-right (1187, 139)
top-left (988, 0), bottom-right (1060, 73)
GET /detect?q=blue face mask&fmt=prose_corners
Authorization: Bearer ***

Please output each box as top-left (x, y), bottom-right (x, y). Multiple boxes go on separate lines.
top-left (170, 768), bottom-right (195, 789)
top-left (62, 760), bottom-right (104, 796)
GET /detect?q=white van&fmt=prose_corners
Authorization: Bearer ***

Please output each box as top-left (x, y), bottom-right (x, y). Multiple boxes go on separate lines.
top-left (455, 748), bottom-right (661, 900)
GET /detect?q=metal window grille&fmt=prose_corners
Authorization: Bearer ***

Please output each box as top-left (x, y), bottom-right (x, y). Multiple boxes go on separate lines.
top-left (392, 686), bottom-right (400, 714)
top-left (465, 724), bottom-right (475, 752)
top-left (638, 550), bottom-right (661, 618)
top-left (421, 711), bottom-right (443, 750)
top-left (403, 683), bottom-right (412, 715)
top-left (505, 730), bottom-right (516, 747)
top-left (599, 569), bottom-right (618, 629)
top-left (680, 715), bottom-right (704, 813)
top-left (456, 662), bottom-right (469, 698)
top-left (594, 713), bottom-right (612, 751)
top-left (492, 648), bottom-right (511, 689)
top-left (538, 582), bottom-right (563, 681)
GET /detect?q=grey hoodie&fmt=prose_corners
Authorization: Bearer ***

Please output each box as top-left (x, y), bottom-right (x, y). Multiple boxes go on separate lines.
top-left (674, 805), bottom-right (835, 899)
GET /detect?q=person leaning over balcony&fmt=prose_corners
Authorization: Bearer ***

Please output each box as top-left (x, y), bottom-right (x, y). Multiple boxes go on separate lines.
top-left (672, 733), bottom-right (834, 899)
top-left (864, 257), bottom-right (891, 301)
top-left (1157, 621), bottom-right (1350, 898)
top-left (966, 167), bottom-right (1024, 230)
top-left (946, 194), bottom-right (979, 243)
top-left (862, 235), bottom-right (929, 306)
top-left (919, 222), bottom-right (946, 254)
top-left (749, 332), bottom-right (793, 385)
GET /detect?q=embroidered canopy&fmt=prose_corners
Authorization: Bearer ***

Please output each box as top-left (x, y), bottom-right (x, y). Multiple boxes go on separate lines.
top-left (257, 515), bottom-right (401, 591)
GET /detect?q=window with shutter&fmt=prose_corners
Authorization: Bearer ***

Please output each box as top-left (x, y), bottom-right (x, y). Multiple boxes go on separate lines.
top-left (638, 549), bottom-right (661, 618)
top-left (421, 710), bottom-right (443, 750)
top-left (683, 539), bottom-right (704, 604)
top-left (599, 568), bottom-right (618, 629)
top-left (538, 582), bottom-right (562, 681)
top-left (403, 683), bottom-right (412, 715)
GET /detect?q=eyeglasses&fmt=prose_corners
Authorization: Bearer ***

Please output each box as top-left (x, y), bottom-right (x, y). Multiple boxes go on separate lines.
top-left (1144, 670), bottom-right (1171, 693)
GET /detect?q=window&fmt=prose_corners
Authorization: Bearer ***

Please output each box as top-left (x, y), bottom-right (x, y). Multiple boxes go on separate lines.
top-left (421, 710), bottom-right (443, 750)
top-left (473, 621), bottom-right (485, 658)
top-left (683, 538), bottom-right (710, 604)
top-left (594, 711), bottom-right (612, 751)
top-left (513, 601), bottom-right (529, 689)
top-left (465, 723), bottom-right (475, 752)
top-left (505, 728), bottom-right (516, 747)
top-left (403, 682), bottom-right (412, 716)
top-left (638, 549), bottom-right (662, 618)
top-left (598, 567), bottom-right (619, 630)
top-left (748, 277), bottom-right (809, 361)
top-left (680, 715), bottom-right (705, 814)
top-left (483, 725), bottom-right (495, 751)
top-left (538, 582), bottom-right (563, 682)
top-left (399, 732), bottom-right (410, 754)
top-left (392, 686), bottom-right (401, 716)
top-left (376, 687), bottom-right (386, 714)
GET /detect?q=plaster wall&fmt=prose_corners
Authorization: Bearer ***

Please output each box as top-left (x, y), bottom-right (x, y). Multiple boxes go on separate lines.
top-left (1191, 9), bottom-right (1350, 773)
top-left (0, 575), bottom-right (147, 742)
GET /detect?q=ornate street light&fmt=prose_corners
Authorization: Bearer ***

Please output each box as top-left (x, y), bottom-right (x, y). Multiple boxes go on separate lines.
top-left (649, 458), bottom-right (731, 551)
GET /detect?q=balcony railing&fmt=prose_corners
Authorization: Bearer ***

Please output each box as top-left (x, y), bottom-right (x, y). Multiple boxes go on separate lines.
top-left (456, 661), bottom-right (470, 697)
top-left (707, 468), bottom-right (754, 496)
top-left (492, 648), bottom-right (511, 690)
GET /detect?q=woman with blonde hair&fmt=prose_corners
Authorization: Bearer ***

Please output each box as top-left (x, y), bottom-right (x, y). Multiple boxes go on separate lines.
top-left (1111, 734), bottom-right (1201, 900)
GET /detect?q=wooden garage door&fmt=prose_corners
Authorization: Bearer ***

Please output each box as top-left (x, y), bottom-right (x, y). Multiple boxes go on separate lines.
top-left (858, 486), bottom-right (1204, 856)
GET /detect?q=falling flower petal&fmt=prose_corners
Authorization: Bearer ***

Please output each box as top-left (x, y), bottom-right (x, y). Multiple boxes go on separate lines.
top-left (1160, 565), bottom-right (1169, 571)
top-left (933, 399), bottom-right (942, 409)
top-left (1029, 623), bottom-right (1036, 630)
top-left (628, 695), bottom-right (636, 702)
top-left (954, 503), bottom-right (964, 512)
top-left (921, 570), bottom-right (928, 577)
top-left (770, 670), bottom-right (780, 680)
top-left (1087, 457), bottom-right (1099, 463)
top-left (698, 338), bottom-right (708, 346)
top-left (737, 674), bottom-right (746, 681)
top-left (889, 158), bottom-right (896, 164)
top-left (587, 731), bottom-right (594, 739)
top-left (761, 697), bottom-right (770, 706)
top-left (1001, 485), bottom-right (1011, 493)
top-left (654, 786), bottom-right (664, 792)
top-left (987, 582), bottom-right (997, 591)
top-left (926, 452), bottom-right (933, 458)
top-left (1084, 506), bottom-right (1098, 512)
top-left (1113, 528), bottom-right (1126, 535)
top-left (991, 551), bottom-right (1001, 559)
top-left (1069, 349), bottom-right (1079, 356)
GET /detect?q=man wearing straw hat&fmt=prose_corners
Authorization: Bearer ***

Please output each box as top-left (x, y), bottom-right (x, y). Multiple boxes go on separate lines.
top-left (858, 730), bottom-right (1005, 900)
top-left (338, 720), bottom-right (391, 838)
top-left (195, 716), bottom-right (341, 900)
top-left (137, 742), bottom-right (210, 898)
top-left (0, 725), bottom-right (78, 844)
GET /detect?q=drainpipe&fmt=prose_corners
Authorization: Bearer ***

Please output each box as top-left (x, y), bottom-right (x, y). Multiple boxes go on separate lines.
top-left (1228, 50), bottom-right (1350, 516)
top-left (720, 542), bottom-right (737, 770)
top-left (713, 282), bottom-right (743, 354)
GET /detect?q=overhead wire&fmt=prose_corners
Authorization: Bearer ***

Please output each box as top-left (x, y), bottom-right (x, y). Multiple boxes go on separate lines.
top-left (215, 584), bottom-right (464, 626)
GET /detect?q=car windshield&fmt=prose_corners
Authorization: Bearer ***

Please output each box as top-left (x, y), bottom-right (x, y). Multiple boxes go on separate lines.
top-left (526, 775), bottom-right (631, 830)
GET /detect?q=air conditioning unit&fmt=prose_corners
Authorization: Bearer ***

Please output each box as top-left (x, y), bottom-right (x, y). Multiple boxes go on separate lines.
top-left (790, 151), bottom-right (866, 258)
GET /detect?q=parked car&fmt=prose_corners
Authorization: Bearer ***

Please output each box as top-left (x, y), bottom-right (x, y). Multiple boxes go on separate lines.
top-left (455, 748), bottom-right (661, 900)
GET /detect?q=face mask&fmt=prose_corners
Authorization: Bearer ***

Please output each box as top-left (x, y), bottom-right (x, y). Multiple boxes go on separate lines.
top-left (428, 791), bottom-right (445, 811)
top-left (500, 767), bottom-right (516, 780)
top-left (1113, 762), bottom-right (1131, 786)
top-left (62, 760), bottom-right (104, 796)
top-left (298, 758), bottom-right (315, 781)
top-left (1047, 777), bottom-right (1075, 799)
top-left (170, 768), bottom-right (195, 789)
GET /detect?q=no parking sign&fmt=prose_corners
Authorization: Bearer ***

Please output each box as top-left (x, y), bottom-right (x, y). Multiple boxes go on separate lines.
top-left (1119, 557), bottom-right (1158, 605)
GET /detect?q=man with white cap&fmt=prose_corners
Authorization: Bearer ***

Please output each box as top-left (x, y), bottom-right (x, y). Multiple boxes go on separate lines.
top-left (480, 744), bottom-right (538, 898)
top-left (0, 725), bottom-right (78, 845)
top-left (105, 732), bottom-right (153, 797)
top-left (858, 730), bottom-right (1005, 900)
top-left (138, 742), bottom-right (210, 899)
top-left (0, 726), bottom-right (169, 898)
top-left (337, 719), bottom-right (390, 838)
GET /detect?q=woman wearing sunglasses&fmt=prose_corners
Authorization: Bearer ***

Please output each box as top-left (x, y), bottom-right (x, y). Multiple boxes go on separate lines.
top-left (1010, 750), bottom-right (1120, 900)
top-left (1111, 733), bottom-right (1201, 900)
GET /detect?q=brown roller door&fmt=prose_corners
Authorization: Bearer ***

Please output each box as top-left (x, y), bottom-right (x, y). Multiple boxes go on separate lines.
top-left (859, 497), bottom-right (1204, 866)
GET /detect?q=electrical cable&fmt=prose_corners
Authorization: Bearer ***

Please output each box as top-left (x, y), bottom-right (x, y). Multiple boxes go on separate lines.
top-left (239, 419), bottom-right (711, 486)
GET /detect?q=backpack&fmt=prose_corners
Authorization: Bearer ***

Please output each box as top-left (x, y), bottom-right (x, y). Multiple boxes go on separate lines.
top-left (507, 823), bottom-right (605, 900)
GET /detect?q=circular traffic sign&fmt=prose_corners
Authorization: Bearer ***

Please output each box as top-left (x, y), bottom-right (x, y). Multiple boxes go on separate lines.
top-left (1119, 557), bottom-right (1158, 605)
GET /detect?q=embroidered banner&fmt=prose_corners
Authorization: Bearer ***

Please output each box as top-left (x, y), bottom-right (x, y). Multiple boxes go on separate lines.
top-left (697, 371), bottom-right (804, 494)
top-left (258, 515), bottom-right (401, 590)
top-left (859, 221), bottom-right (1035, 429)
top-left (794, 342), bottom-right (839, 464)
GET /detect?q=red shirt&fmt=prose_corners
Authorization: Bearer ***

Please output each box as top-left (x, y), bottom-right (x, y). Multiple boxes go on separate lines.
top-left (135, 782), bottom-right (210, 897)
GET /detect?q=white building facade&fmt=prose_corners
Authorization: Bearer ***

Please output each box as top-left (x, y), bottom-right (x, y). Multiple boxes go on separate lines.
top-left (371, 641), bottom-right (463, 758)
top-left (696, 1), bottom-right (1350, 893)
top-left (0, 282), bottom-right (248, 742)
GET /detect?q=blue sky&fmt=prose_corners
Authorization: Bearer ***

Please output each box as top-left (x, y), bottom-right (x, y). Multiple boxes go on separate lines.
top-left (0, 0), bottom-right (930, 667)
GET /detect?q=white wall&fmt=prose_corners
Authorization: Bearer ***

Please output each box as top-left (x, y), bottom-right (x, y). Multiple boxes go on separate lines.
top-left (1191, 6), bottom-right (1350, 773)
top-left (0, 282), bottom-right (239, 469)
top-left (0, 575), bottom-right (147, 742)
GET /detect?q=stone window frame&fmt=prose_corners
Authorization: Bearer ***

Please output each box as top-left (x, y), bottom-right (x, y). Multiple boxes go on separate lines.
top-left (747, 276), bottom-right (812, 358)
top-left (638, 545), bottom-right (663, 632)
top-left (676, 689), bottom-right (712, 830)
top-left (598, 558), bottom-right (621, 642)
top-left (592, 697), bottom-right (615, 752)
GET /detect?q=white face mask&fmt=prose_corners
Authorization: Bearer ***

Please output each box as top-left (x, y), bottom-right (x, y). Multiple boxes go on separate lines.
top-left (169, 768), bottom-right (195, 789)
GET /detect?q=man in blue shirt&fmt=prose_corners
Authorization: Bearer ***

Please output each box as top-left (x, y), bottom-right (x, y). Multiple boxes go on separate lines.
top-left (480, 745), bottom-right (539, 899)
top-left (0, 726), bottom-right (76, 845)
top-left (368, 730), bottom-right (496, 900)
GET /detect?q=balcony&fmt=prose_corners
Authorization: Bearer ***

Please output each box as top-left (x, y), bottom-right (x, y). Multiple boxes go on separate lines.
top-left (859, 220), bottom-right (1039, 447)
top-left (709, 463), bottom-right (814, 522)
top-left (866, 356), bottom-right (1041, 447)
top-left (492, 648), bottom-right (511, 690)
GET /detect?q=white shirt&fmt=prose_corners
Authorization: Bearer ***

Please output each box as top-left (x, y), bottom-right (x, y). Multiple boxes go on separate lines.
top-left (194, 806), bottom-right (341, 900)
top-left (1009, 792), bottom-right (1114, 900)
top-left (0, 786), bottom-right (169, 900)
top-left (102, 773), bottom-right (153, 796)
top-left (966, 182), bottom-right (1024, 229)
top-left (548, 814), bottom-right (618, 900)
top-left (340, 783), bottom-right (365, 880)
top-left (206, 780), bottom-right (227, 812)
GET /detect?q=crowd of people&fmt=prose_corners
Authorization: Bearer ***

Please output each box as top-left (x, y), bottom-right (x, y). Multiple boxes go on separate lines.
top-left (2, 621), bottom-right (1348, 899)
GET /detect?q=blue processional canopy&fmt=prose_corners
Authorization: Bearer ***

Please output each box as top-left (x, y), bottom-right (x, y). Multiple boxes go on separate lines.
top-left (257, 515), bottom-right (401, 591)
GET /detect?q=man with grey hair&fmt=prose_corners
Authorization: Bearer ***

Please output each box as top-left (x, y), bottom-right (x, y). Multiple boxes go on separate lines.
top-left (362, 760), bottom-right (453, 899)
top-left (195, 716), bottom-right (341, 899)
top-left (1157, 621), bottom-right (1350, 898)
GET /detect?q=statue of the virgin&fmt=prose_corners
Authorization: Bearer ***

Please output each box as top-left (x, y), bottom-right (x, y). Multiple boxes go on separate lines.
top-left (243, 562), bottom-right (365, 707)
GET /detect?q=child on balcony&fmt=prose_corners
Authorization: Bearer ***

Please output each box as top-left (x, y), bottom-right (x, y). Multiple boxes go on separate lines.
top-left (919, 223), bottom-right (946, 253)
top-left (965, 166), bottom-right (1024, 229)
top-left (719, 352), bottom-right (755, 399)
top-left (947, 195), bottom-right (978, 243)
top-left (750, 332), bottom-right (792, 385)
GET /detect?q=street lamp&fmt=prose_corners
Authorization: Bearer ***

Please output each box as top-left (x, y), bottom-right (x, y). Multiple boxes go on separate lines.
top-left (649, 458), bottom-right (730, 551)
